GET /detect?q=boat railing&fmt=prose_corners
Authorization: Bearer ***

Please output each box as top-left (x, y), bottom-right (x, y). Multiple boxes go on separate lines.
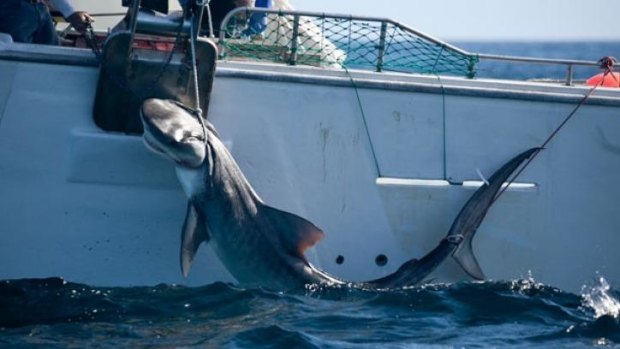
top-left (476, 53), bottom-right (599, 85)
top-left (218, 7), bottom-right (600, 84)
top-left (218, 7), bottom-right (479, 78)
top-left (0, 4), bottom-right (601, 85)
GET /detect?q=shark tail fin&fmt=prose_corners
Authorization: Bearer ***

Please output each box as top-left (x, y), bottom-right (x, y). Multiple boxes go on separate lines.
top-left (452, 234), bottom-right (485, 280)
top-left (363, 148), bottom-right (540, 289)
top-left (363, 214), bottom-right (485, 288)
top-left (450, 147), bottom-right (541, 280)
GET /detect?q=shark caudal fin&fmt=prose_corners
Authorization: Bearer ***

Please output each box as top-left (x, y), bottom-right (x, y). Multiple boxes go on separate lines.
top-left (364, 148), bottom-right (540, 289)
top-left (450, 148), bottom-right (540, 280)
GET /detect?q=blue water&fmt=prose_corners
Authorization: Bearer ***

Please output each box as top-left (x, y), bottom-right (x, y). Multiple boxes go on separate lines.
top-left (1, 277), bottom-right (619, 348)
top-left (456, 41), bottom-right (620, 81)
top-left (2, 42), bottom-right (620, 348)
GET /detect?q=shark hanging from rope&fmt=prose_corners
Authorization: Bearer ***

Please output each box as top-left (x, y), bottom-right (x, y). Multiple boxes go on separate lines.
top-left (140, 98), bottom-right (538, 291)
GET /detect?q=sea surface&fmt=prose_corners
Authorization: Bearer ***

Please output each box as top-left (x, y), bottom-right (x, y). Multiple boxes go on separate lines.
top-left (1, 277), bottom-right (619, 348)
top-left (455, 41), bottom-right (620, 81)
top-left (2, 42), bottom-right (620, 348)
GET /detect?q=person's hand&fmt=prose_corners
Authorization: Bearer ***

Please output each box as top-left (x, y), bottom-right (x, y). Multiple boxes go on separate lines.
top-left (66, 11), bottom-right (94, 33)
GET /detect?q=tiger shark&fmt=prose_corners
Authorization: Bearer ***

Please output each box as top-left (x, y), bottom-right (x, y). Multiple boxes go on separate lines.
top-left (140, 98), bottom-right (538, 290)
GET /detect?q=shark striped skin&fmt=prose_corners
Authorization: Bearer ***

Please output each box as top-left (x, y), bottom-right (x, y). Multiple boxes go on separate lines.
top-left (140, 98), bottom-right (537, 291)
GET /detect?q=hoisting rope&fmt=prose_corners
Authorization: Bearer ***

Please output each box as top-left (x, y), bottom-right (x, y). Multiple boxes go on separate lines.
top-left (343, 66), bottom-right (382, 177)
top-left (203, 0), bottom-right (215, 38)
top-left (188, 6), bottom-right (210, 142)
top-left (491, 56), bottom-right (617, 204)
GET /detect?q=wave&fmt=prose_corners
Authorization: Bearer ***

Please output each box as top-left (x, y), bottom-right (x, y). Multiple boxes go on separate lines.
top-left (0, 276), bottom-right (618, 348)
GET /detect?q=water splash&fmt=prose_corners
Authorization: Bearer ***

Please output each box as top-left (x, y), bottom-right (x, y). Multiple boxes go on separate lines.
top-left (509, 271), bottom-right (545, 293)
top-left (581, 277), bottom-right (620, 319)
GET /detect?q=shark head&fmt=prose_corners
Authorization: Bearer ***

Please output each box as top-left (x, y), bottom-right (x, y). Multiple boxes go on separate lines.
top-left (140, 98), bottom-right (207, 169)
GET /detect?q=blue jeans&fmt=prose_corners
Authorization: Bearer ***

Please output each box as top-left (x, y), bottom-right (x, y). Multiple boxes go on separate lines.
top-left (0, 0), bottom-right (59, 45)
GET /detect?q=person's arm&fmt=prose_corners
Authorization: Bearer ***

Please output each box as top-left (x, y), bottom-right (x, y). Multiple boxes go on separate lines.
top-left (48, 0), bottom-right (94, 32)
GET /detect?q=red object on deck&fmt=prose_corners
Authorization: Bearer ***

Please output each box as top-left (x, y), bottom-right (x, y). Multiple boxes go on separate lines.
top-left (586, 72), bottom-right (620, 87)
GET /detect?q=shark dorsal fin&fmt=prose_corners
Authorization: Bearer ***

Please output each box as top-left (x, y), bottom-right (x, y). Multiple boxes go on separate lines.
top-left (180, 201), bottom-right (210, 278)
top-left (259, 205), bottom-right (325, 258)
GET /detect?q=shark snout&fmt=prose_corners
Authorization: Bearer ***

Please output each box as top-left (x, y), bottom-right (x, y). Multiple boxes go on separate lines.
top-left (140, 99), bottom-right (207, 168)
top-left (176, 136), bottom-right (207, 168)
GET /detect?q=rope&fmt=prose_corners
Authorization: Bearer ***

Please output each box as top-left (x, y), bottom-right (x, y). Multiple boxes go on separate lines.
top-left (491, 56), bottom-right (616, 204)
top-left (189, 19), bottom-right (202, 116)
top-left (205, 3), bottom-right (214, 38)
top-left (189, 15), bottom-right (209, 142)
top-left (343, 66), bottom-right (382, 177)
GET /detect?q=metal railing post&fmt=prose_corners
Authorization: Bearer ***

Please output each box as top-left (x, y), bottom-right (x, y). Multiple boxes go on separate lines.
top-left (376, 21), bottom-right (387, 72)
top-left (289, 14), bottom-right (300, 65)
top-left (566, 64), bottom-right (574, 86)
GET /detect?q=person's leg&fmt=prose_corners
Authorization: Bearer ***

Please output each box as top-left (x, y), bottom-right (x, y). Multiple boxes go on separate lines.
top-left (205, 0), bottom-right (237, 36)
top-left (0, 0), bottom-right (39, 43)
top-left (32, 2), bottom-right (60, 45)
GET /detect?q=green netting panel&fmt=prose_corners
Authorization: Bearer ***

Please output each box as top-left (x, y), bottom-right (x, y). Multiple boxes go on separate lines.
top-left (218, 9), bottom-right (478, 78)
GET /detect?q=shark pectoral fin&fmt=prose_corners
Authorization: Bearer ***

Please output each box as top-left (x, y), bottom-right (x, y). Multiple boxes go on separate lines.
top-left (453, 237), bottom-right (485, 280)
top-left (260, 205), bottom-right (325, 258)
top-left (180, 201), bottom-right (210, 278)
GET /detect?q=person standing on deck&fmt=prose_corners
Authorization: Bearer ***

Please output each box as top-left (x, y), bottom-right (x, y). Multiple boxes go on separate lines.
top-left (0, 0), bottom-right (93, 45)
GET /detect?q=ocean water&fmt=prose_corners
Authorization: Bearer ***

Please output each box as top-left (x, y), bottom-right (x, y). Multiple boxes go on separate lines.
top-left (1, 277), bottom-right (619, 348)
top-left (2, 42), bottom-right (620, 348)
top-left (456, 41), bottom-right (620, 81)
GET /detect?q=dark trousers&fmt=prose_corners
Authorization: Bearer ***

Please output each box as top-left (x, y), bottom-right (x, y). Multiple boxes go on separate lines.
top-left (0, 0), bottom-right (59, 45)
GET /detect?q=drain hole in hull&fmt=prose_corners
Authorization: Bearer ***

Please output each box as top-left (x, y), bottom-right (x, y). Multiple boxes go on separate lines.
top-left (335, 255), bottom-right (345, 265)
top-left (375, 254), bottom-right (388, 266)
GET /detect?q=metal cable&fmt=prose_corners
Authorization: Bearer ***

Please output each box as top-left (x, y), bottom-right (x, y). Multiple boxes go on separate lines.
top-left (492, 59), bottom-right (616, 204)
top-left (343, 66), bottom-right (381, 177)
top-left (189, 12), bottom-right (209, 142)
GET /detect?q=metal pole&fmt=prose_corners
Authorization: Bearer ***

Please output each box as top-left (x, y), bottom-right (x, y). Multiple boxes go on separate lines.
top-left (376, 21), bottom-right (387, 72)
top-left (566, 64), bottom-right (574, 86)
top-left (289, 14), bottom-right (300, 65)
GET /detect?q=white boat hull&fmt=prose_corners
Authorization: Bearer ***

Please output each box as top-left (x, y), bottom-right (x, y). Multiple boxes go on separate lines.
top-left (1, 46), bottom-right (619, 292)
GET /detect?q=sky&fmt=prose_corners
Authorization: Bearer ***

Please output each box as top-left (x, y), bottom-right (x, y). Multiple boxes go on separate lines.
top-left (73, 0), bottom-right (620, 41)
top-left (291, 0), bottom-right (620, 41)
